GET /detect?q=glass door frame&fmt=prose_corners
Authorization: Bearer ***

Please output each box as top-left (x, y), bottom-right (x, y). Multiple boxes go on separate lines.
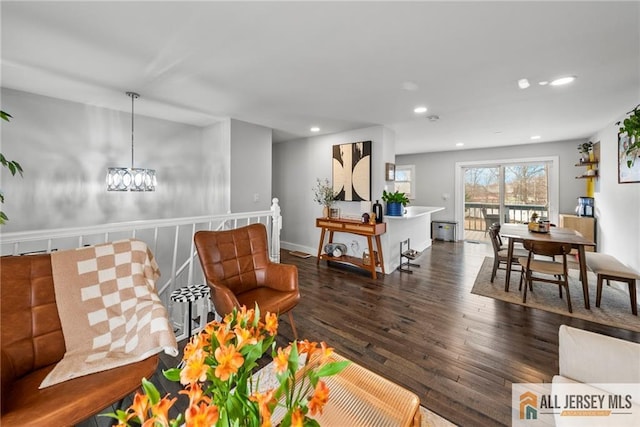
top-left (454, 156), bottom-right (559, 241)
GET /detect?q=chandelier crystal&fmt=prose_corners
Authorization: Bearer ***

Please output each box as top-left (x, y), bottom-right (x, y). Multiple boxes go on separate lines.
top-left (106, 92), bottom-right (156, 191)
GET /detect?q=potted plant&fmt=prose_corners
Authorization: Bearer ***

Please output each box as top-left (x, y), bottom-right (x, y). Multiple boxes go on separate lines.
top-left (381, 190), bottom-right (410, 216)
top-left (313, 178), bottom-right (337, 218)
top-left (577, 141), bottom-right (593, 163)
top-left (0, 111), bottom-right (24, 225)
top-left (617, 105), bottom-right (640, 167)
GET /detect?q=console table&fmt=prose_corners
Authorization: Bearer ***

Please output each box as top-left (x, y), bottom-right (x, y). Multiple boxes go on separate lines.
top-left (315, 218), bottom-right (386, 279)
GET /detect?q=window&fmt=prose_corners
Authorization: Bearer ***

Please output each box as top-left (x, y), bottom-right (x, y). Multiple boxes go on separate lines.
top-left (394, 165), bottom-right (415, 199)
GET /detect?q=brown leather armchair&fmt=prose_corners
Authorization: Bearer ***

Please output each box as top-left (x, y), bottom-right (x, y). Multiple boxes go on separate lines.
top-left (1, 253), bottom-right (158, 426)
top-left (194, 223), bottom-right (300, 339)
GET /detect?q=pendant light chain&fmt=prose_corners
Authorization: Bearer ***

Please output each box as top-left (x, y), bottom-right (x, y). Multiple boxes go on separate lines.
top-left (127, 91), bottom-right (139, 169)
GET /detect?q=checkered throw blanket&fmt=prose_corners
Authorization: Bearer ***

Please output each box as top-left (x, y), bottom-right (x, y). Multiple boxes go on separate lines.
top-left (40, 239), bottom-right (178, 388)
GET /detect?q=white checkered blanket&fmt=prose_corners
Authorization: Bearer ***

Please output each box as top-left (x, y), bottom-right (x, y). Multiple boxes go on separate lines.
top-left (40, 239), bottom-right (178, 388)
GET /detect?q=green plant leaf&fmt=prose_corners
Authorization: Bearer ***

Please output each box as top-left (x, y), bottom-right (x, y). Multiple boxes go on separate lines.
top-left (0, 111), bottom-right (11, 122)
top-left (141, 377), bottom-right (161, 405)
top-left (163, 367), bottom-right (181, 382)
top-left (315, 360), bottom-right (350, 377)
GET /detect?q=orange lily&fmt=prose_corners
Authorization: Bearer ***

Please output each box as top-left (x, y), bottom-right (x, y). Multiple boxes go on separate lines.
top-left (264, 312), bottom-right (278, 336)
top-left (273, 346), bottom-right (290, 374)
top-left (184, 402), bottom-right (219, 427)
top-left (214, 343), bottom-right (244, 381)
top-left (290, 408), bottom-right (305, 427)
top-left (308, 380), bottom-right (330, 416)
top-left (180, 348), bottom-right (209, 385)
top-left (250, 389), bottom-right (276, 427)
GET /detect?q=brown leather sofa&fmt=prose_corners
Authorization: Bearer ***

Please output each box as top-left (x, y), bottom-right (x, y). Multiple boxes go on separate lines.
top-left (1, 253), bottom-right (158, 426)
top-left (194, 223), bottom-right (300, 338)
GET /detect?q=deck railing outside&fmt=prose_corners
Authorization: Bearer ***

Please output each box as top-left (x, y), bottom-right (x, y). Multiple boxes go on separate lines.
top-left (465, 202), bottom-right (548, 232)
top-left (0, 198), bottom-right (283, 341)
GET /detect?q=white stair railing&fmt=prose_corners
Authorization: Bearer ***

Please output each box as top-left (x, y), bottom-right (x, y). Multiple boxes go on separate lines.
top-left (1, 198), bottom-right (282, 341)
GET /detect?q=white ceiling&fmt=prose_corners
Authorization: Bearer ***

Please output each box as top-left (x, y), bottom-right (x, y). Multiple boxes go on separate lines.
top-left (2, 1), bottom-right (639, 155)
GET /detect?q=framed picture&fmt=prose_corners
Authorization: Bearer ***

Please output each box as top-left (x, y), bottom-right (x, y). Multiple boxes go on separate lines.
top-left (332, 141), bottom-right (372, 201)
top-left (385, 163), bottom-right (395, 181)
top-left (618, 133), bottom-right (640, 183)
top-left (329, 207), bottom-right (340, 219)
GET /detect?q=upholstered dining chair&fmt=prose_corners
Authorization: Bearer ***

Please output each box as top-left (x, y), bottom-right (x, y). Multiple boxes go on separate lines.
top-left (194, 223), bottom-right (300, 339)
top-left (518, 240), bottom-right (574, 313)
top-left (488, 224), bottom-right (528, 284)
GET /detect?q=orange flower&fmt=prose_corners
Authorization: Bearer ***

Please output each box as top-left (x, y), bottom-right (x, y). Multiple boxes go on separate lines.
top-left (154, 396), bottom-right (177, 425)
top-left (184, 402), bottom-right (219, 427)
top-left (273, 346), bottom-right (290, 374)
top-left (320, 341), bottom-right (334, 362)
top-left (182, 332), bottom-right (208, 362)
top-left (234, 325), bottom-right (258, 349)
top-left (180, 349), bottom-right (209, 385)
top-left (214, 344), bottom-right (244, 381)
top-left (308, 380), bottom-right (330, 416)
top-left (296, 339), bottom-right (318, 359)
top-left (264, 312), bottom-right (278, 336)
top-left (128, 392), bottom-right (150, 422)
top-left (212, 324), bottom-right (234, 347)
top-left (180, 382), bottom-right (211, 407)
top-left (250, 389), bottom-right (276, 427)
top-left (290, 408), bottom-right (305, 427)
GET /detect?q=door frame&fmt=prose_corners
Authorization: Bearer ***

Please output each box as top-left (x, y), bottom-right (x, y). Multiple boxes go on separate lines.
top-left (454, 156), bottom-right (559, 241)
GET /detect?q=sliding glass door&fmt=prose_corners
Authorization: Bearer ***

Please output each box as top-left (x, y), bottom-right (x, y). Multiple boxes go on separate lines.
top-left (460, 159), bottom-right (555, 241)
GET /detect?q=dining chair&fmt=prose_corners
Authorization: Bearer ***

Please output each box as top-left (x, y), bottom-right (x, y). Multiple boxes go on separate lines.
top-left (488, 224), bottom-right (528, 285)
top-left (194, 223), bottom-right (300, 339)
top-left (519, 240), bottom-right (574, 312)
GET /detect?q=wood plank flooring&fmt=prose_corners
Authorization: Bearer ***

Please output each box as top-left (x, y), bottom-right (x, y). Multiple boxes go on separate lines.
top-left (80, 240), bottom-right (640, 427)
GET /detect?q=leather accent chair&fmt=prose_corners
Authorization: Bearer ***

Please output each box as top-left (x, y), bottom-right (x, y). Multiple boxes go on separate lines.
top-left (194, 223), bottom-right (300, 339)
top-left (0, 253), bottom-right (158, 426)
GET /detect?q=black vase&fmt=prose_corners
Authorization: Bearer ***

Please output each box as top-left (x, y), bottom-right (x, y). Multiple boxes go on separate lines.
top-left (373, 200), bottom-right (383, 223)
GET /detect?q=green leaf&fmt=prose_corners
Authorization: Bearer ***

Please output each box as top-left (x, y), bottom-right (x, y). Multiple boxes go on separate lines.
top-left (141, 377), bottom-right (161, 404)
top-left (0, 111), bottom-right (11, 122)
top-left (315, 360), bottom-right (350, 377)
top-left (163, 367), bottom-right (181, 382)
top-left (304, 418), bottom-right (321, 427)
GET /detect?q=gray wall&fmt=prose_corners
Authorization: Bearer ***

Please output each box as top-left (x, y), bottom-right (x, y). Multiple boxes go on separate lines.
top-left (273, 125), bottom-right (394, 254)
top-left (230, 119), bottom-right (272, 212)
top-left (0, 88), bottom-right (230, 232)
top-left (396, 139), bottom-right (587, 222)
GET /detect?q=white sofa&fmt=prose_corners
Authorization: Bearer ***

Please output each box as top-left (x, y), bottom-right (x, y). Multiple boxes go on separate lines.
top-left (552, 325), bottom-right (640, 426)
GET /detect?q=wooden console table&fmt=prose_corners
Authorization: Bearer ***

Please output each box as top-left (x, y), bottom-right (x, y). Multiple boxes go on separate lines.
top-left (316, 217), bottom-right (386, 279)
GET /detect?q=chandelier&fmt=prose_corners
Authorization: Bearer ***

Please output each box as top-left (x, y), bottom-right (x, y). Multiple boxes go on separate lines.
top-left (106, 92), bottom-right (157, 191)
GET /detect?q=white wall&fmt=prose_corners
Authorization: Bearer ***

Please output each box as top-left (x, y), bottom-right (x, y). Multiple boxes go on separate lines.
top-left (230, 118), bottom-right (272, 212)
top-left (396, 139), bottom-right (587, 223)
top-left (0, 88), bottom-right (230, 232)
top-left (590, 116), bottom-right (640, 271)
top-left (273, 125), bottom-right (395, 254)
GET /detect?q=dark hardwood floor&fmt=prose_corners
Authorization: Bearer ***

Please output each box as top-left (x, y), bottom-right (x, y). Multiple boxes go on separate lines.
top-left (80, 240), bottom-right (640, 427)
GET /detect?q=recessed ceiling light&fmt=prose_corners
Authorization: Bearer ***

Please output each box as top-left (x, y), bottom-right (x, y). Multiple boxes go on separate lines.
top-left (518, 78), bottom-right (530, 89)
top-left (414, 106), bottom-right (427, 114)
top-left (310, 126), bottom-right (320, 132)
top-left (531, 135), bottom-right (541, 140)
top-left (456, 142), bottom-right (464, 147)
top-left (550, 76), bottom-right (576, 86)
top-left (538, 81), bottom-right (549, 86)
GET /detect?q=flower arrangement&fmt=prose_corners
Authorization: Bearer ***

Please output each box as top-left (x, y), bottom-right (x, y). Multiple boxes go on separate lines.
top-left (312, 178), bottom-right (337, 208)
top-left (106, 305), bottom-right (348, 427)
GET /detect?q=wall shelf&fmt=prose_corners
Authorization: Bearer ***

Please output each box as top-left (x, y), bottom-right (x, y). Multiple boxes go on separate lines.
top-left (575, 159), bottom-right (598, 180)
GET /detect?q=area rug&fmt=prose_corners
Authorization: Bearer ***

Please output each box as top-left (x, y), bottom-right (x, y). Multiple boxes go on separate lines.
top-left (471, 257), bottom-right (640, 332)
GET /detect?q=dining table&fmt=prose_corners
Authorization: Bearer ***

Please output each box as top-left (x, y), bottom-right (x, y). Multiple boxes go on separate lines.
top-left (500, 223), bottom-right (596, 309)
